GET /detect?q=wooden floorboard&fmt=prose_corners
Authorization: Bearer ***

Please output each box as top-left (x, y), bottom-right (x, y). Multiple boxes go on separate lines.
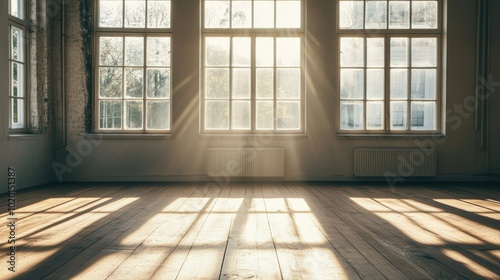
top-left (1, 182), bottom-right (499, 280)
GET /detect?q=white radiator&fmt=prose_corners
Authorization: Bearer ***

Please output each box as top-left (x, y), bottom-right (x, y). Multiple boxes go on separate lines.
top-left (207, 148), bottom-right (285, 177)
top-left (354, 148), bottom-right (436, 177)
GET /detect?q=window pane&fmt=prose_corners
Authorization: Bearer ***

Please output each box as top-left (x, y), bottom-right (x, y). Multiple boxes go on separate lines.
top-left (277, 101), bottom-right (300, 130)
top-left (277, 69), bottom-right (300, 99)
top-left (206, 68), bottom-right (229, 98)
top-left (412, 1), bottom-right (438, 29)
top-left (411, 38), bottom-right (437, 67)
top-left (205, 0), bottom-right (230, 28)
top-left (99, 100), bottom-right (122, 129)
top-left (389, 1), bottom-right (409, 29)
top-left (390, 38), bottom-right (409, 67)
top-left (99, 37), bottom-right (123, 66)
top-left (365, 1), bottom-right (387, 29)
top-left (367, 38), bottom-right (384, 67)
top-left (340, 37), bottom-right (364, 67)
top-left (125, 0), bottom-right (146, 28)
top-left (256, 101), bottom-right (274, 130)
top-left (9, 0), bottom-right (24, 19)
top-left (367, 101), bottom-right (384, 130)
top-left (99, 0), bottom-right (123, 27)
top-left (125, 101), bottom-right (143, 129)
top-left (11, 27), bottom-right (24, 62)
top-left (390, 101), bottom-right (407, 130)
top-left (390, 69), bottom-right (408, 99)
top-left (340, 69), bottom-right (364, 99)
top-left (339, 1), bottom-right (364, 29)
top-left (367, 69), bottom-right (384, 99)
top-left (232, 101), bottom-right (251, 129)
top-left (11, 63), bottom-right (24, 97)
top-left (147, 68), bottom-right (170, 98)
top-left (232, 1), bottom-right (252, 28)
top-left (256, 69), bottom-right (274, 99)
top-left (256, 38), bottom-right (274, 67)
top-left (254, 1), bottom-right (275, 28)
top-left (232, 68), bottom-right (251, 99)
top-left (206, 100), bottom-right (229, 129)
top-left (99, 67), bottom-right (123, 98)
top-left (411, 69), bottom-right (436, 100)
top-left (147, 37), bottom-right (170, 66)
top-left (233, 37), bottom-right (251, 66)
top-left (125, 68), bottom-right (144, 98)
top-left (276, 0), bottom-right (301, 28)
top-left (276, 38), bottom-right (300, 67)
top-left (125, 37), bottom-right (144, 66)
top-left (11, 98), bottom-right (25, 128)
top-left (206, 37), bottom-right (230, 66)
top-left (411, 101), bottom-right (435, 130)
top-left (147, 100), bottom-right (170, 129)
top-left (148, 0), bottom-right (171, 28)
top-left (340, 101), bottom-right (364, 130)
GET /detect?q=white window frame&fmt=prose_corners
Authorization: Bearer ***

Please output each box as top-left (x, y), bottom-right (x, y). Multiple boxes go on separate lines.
top-left (336, 0), bottom-right (443, 136)
top-left (94, 0), bottom-right (173, 134)
top-left (201, 0), bottom-right (306, 135)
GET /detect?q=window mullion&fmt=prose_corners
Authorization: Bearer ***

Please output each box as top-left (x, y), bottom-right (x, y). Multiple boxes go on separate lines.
top-left (251, 36), bottom-right (256, 131)
top-left (407, 37), bottom-right (412, 131)
top-left (384, 35), bottom-right (390, 132)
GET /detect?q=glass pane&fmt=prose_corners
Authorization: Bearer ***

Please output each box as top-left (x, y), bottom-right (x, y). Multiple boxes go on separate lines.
top-left (256, 68), bottom-right (274, 99)
top-left (254, 1), bottom-right (275, 28)
top-left (390, 101), bottom-right (407, 130)
top-left (277, 101), bottom-right (300, 130)
top-left (411, 102), bottom-right (436, 130)
top-left (389, 1), bottom-right (409, 29)
top-left (125, 0), bottom-right (145, 28)
top-left (206, 100), bottom-right (229, 129)
top-left (232, 68), bottom-right (251, 99)
top-left (340, 37), bottom-right (364, 67)
top-left (339, 1), bottom-right (364, 29)
top-left (206, 37), bottom-right (230, 66)
top-left (232, 1), bottom-right (252, 28)
top-left (340, 69), bottom-right (364, 99)
top-left (277, 69), bottom-right (300, 99)
top-left (256, 38), bottom-right (274, 67)
top-left (148, 0), bottom-right (171, 28)
top-left (11, 27), bottom-right (24, 62)
top-left (99, 67), bottom-right (123, 98)
top-left (276, 38), bottom-right (300, 67)
top-left (367, 38), bottom-right (384, 67)
top-left (205, 0), bottom-right (230, 28)
top-left (11, 98), bottom-right (24, 128)
top-left (125, 68), bottom-right (144, 98)
top-left (99, 0), bottom-right (123, 27)
top-left (390, 38), bottom-right (409, 67)
top-left (365, 1), bottom-right (387, 29)
top-left (11, 63), bottom-right (24, 98)
top-left (99, 100), bottom-right (122, 129)
top-left (147, 68), bottom-right (170, 98)
top-left (340, 101), bottom-right (363, 130)
top-left (232, 101), bottom-right (251, 129)
top-left (256, 101), bottom-right (274, 130)
top-left (125, 101), bottom-right (143, 129)
top-left (412, 1), bottom-right (438, 29)
top-left (411, 38), bottom-right (437, 67)
top-left (9, 0), bottom-right (24, 19)
top-left (125, 37), bottom-right (144, 66)
top-left (147, 37), bottom-right (170, 66)
top-left (99, 37), bottom-right (123, 66)
top-left (411, 69), bottom-right (436, 100)
top-left (233, 37), bottom-right (251, 66)
top-left (276, 1), bottom-right (301, 28)
top-left (367, 101), bottom-right (384, 130)
top-left (367, 69), bottom-right (384, 99)
top-left (390, 69), bottom-right (408, 99)
top-left (206, 68), bottom-right (229, 98)
top-left (147, 101), bottom-right (170, 129)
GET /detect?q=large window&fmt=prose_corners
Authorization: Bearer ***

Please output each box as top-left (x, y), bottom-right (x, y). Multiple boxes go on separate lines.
top-left (8, 0), bottom-right (27, 131)
top-left (338, 0), bottom-right (441, 134)
top-left (202, 0), bottom-right (304, 133)
top-left (96, 0), bottom-right (171, 132)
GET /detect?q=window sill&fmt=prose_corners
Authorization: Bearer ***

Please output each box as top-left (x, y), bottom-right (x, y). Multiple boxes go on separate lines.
top-left (8, 133), bottom-right (46, 140)
top-left (199, 132), bottom-right (308, 139)
top-left (83, 133), bottom-right (174, 139)
top-left (336, 133), bottom-right (446, 139)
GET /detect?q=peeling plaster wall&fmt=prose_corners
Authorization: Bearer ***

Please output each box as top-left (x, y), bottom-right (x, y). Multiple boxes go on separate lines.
top-left (51, 0), bottom-right (499, 182)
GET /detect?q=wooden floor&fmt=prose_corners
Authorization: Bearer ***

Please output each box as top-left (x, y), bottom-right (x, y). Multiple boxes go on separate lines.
top-left (1, 182), bottom-right (499, 280)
